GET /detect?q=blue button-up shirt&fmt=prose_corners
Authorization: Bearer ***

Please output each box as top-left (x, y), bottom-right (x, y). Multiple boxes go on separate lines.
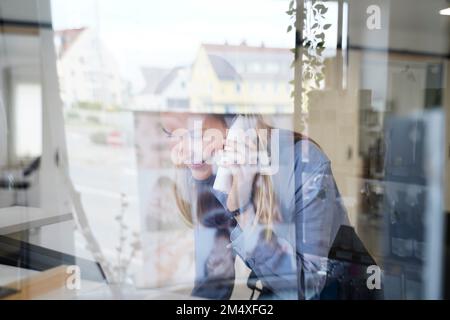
top-left (191, 130), bottom-right (350, 300)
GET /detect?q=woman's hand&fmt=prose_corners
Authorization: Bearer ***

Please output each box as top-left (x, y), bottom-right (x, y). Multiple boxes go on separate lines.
top-left (220, 137), bottom-right (260, 214)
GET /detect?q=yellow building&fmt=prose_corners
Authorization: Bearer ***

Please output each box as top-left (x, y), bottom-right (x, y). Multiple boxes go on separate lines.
top-left (189, 43), bottom-right (294, 114)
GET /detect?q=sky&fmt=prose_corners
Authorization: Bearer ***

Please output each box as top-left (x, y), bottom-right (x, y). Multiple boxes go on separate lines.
top-left (51, 0), bottom-right (295, 90)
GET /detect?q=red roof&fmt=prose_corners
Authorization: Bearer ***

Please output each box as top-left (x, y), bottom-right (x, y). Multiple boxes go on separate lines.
top-left (55, 27), bottom-right (86, 57)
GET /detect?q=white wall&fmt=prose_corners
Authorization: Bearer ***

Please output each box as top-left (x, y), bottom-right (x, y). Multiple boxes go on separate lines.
top-left (0, 0), bottom-right (75, 253)
top-left (0, 87), bottom-right (7, 168)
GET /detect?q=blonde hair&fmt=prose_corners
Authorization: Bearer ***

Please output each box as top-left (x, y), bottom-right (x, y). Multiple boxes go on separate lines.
top-left (173, 115), bottom-right (285, 237)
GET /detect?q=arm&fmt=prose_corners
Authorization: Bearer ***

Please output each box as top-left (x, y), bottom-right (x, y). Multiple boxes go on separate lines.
top-left (294, 161), bottom-right (350, 299)
top-left (229, 208), bottom-right (299, 300)
top-left (191, 226), bottom-right (236, 300)
top-left (228, 146), bottom-right (349, 300)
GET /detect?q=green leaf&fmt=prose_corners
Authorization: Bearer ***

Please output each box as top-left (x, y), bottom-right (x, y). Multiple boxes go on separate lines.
top-left (315, 33), bottom-right (325, 39)
top-left (321, 7), bottom-right (328, 14)
top-left (289, 0), bottom-right (294, 10)
top-left (312, 23), bottom-right (318, 29)
top-left (314, 4), bottom-right (325, 11)
top-left (323, 24), bottom-right (332, 30)
top-left (287, 25), bottom-right (292, 33)
top-left (315, 79), bottom-right (321, 88)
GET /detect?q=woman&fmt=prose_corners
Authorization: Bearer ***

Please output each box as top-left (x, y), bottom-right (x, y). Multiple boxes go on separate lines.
top-left (160, 112), bottom-right (351, 300)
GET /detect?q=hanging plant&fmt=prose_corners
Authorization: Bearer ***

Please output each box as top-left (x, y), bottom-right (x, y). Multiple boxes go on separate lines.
top-left (287, 0), bottom-right (330, 113)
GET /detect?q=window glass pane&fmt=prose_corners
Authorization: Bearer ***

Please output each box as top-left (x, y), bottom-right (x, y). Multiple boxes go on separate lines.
top-left (0, 0), bottom-right (449, 301)
top-left (14, 83), bottom-right (42, 158)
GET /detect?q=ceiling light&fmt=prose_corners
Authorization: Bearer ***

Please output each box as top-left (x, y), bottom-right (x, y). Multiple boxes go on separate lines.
top-left (439, 7), bottom-right (450, 15)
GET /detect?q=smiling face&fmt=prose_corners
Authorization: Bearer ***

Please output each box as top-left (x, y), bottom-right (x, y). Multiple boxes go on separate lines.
top-left (160, 112), bottom-right (227, 180)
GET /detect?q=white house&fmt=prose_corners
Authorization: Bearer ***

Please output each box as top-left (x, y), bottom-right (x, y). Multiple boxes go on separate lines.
top-left (134, 66), bottom-right (190, 111)
top-left (54, 28), bottom-right (124, 109)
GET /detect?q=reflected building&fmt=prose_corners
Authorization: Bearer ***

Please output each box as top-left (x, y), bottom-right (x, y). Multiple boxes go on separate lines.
top-left (55, 28), bottom-right (125, 109)
top-left (137, 42), bottom-right (294, 114)
top-left (190, 42), bottom-right (293, 114)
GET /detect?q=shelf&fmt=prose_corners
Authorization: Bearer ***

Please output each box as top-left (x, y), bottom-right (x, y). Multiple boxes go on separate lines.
top-left (0, 206), bottom-right (72, 235)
